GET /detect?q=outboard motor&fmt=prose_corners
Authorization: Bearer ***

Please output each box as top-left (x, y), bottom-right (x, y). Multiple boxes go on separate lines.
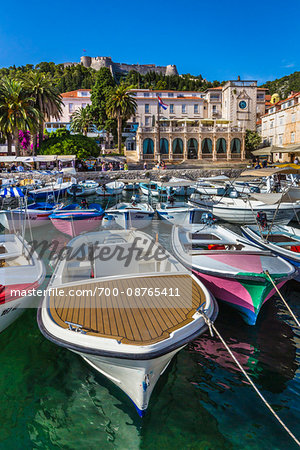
top-left (131, 194), bottom-right (140, 204)
top-left (47, 194), bottom-right (54, 203)
top-left (201, 212), bottom-right (215, 225)
top-left (168, 194), bottom-right (175, 206)
top-left (257, 211), bottom-right (267, 229)
top-left (80, 199), bottom-right (88, 209)
top-left (70, 183), bottom-right (78, 198)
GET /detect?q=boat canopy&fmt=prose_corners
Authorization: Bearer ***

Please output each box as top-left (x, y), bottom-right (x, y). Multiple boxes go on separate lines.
top-left (0, 186), bottom-right (25, 198)
top-left (250, 190), bottom-right (300, 204)
top-left (157, 180), bottom-right (194, 187)
top-left (118, 178), bottom-right (151, 184)
top-left (241, 166), bottom-right (300, 178)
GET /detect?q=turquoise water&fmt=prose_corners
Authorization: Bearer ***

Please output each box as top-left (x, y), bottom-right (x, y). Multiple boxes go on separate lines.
top-left (0, 192), bottom-right (299, 449)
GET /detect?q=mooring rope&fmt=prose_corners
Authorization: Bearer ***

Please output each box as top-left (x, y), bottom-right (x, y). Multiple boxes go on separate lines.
top-left (199, 311), bottom-right (300, 447)
top-left (264, 270), bottom-right (300, 328)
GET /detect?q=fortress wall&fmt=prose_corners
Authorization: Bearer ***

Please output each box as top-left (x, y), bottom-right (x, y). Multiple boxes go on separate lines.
top-left (79, 55), bottom-right (178, 76)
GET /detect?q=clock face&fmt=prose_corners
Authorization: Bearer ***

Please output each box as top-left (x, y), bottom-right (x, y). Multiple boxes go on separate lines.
top-left (239, 100), bottom-right (247, 109)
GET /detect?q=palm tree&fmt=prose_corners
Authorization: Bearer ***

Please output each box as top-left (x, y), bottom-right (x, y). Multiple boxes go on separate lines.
top-left (106, 84), bottom-right (136, 153)
top-left (24, 72), bottom-right (63, 154)
top-left (70, 106), bottom-right (94, 136)
top-left (0, 77), bottom-right (40, 156)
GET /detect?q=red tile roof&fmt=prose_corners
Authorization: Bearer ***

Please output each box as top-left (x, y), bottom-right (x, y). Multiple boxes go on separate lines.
top-left (61, 89), bottom-right (91, 98)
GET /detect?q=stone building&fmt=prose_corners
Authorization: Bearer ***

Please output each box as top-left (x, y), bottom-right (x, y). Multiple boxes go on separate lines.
top-left (125, 79), bottom-right (267, 162)
top-left (45, 89), bottom-right (92, 132)
top-left (79, 56), bottom-right (178, 77)
top-left (260, 92), bottom-right (300, 162)
top-left (127, 119), bottom-right (245, 163)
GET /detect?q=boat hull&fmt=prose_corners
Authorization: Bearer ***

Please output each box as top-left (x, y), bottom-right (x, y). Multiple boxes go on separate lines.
top-left (192, 200), bottom-right (297, 225)
top-left (76, 348), bottom-right (182, 416)
top-left (67, 187), bottom-right (97, 197)
top-left (30, 187), bottom-right (68, 201)
top-left (104, 210), bottom-right (154, 229)
top-left (50, 215), bottom-right (103, 237)
top-left (0, 294), bottom-right (35, 333)
top-left (1, 210), bottom-right (52, 231)
top-left (157, 209), bottom-right (205, 225)
top-left (192, 269), bottom-right (287, 325)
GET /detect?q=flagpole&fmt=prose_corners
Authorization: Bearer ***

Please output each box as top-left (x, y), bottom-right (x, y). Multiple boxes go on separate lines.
top-left (157, 99), bottom-right (161, 163)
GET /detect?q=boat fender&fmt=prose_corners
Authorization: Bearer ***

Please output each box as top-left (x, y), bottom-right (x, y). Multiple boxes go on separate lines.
top-left (80, 199), bottom-right (88, 209)
top-left (257, 211), bottom-right (267, 229)
top-left (291, 246), bottom-right (300, 253)
top-left (208, 244), bottom-right (226, 250)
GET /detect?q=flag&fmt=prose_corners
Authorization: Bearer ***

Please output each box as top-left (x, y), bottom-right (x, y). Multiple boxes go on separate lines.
top-left (158, 96), bottom-right (168, 110)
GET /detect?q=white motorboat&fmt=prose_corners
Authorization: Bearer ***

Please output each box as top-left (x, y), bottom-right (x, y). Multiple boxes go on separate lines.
top-left (0, 202), bottom-right (64, 231)
top-left (0, 234), bottom-right (45, 333)
top-left (0, 186), bottom-right (62, 231)
top-left (172, 223), bottom-right (295, 325)
top-left (96, 181), bottom-right (125, 196)
top-left (123, 182), bottom-right (140, 191)
top-left (242, 224), bottom-right (300, 277)
top-left (38, 229), bottom-right (218, 416)
top-left (168, 177), bottom-right (196, 196)
top-left (103, 202), bottom-right (154, 229)
top-left (189, 192), bottom-right (300, 225)
top-left (67, 180), bottom-right (99, 197)
top-left (139, 182), bottom-right (167, 197)
top-left (195, 176), bottom-right (230, 196)
top-left (156, 201), bottom-right (207, 225)
top-left (30, 179), bottom-right (73, 201)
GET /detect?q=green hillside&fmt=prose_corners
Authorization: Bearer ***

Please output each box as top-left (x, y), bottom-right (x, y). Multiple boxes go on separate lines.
top-left (261, 71), bottom-right (300, 98)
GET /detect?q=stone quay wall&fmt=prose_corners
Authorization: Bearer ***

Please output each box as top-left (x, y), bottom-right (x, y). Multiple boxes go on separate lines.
top-left (1, 167), bottom-right (244, 184)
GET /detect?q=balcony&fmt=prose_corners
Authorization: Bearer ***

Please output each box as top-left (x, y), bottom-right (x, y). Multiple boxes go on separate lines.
top-left (142, 154), bottom-right (155, 160)
top-left (138, 125), bottom-right (243, 134)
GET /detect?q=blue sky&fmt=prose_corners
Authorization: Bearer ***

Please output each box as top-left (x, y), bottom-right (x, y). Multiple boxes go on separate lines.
top-left (0, 0), bottom-right (298, 84)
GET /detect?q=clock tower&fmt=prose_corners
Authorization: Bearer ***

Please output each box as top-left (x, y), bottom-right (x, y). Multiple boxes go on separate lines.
top-left (221, 78), bottom-right (258, 130)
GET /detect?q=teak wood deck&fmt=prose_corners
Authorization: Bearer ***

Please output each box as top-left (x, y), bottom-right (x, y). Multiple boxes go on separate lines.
top-left (48, 274), bottom-right (205, 345)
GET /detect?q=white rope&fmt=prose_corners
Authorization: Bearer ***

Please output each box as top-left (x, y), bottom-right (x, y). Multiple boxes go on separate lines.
top-left (264, 270), bottom-right (300, 328)
top-left (199, 311), bottom-right (300, 447)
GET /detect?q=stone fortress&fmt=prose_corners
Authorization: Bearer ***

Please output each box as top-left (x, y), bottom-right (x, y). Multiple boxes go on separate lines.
top-left (64, 55), bottom-right (178, 76)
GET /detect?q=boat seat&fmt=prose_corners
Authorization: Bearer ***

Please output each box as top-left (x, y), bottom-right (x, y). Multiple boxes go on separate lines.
top-left (0, 242), bottom-right (22, 259)
top-left (64, 260), bottom-right (92, 282)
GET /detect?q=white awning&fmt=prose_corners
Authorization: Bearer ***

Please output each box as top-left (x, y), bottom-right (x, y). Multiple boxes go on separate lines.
top-left (0, 156), bottom-right (17, 162)
top-left (57, 155), bottom-right (76, 161)
top-left (35, 155), bottom-right (57, 162)
top-left (15, 156), bottom-right (36, 162)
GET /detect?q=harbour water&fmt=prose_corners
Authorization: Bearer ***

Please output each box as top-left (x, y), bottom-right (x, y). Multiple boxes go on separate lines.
top-left (0, 192), bottom-right (299, 449)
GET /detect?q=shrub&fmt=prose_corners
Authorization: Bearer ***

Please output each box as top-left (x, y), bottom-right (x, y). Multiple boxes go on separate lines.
top-left (39, 131), bottom-right (99, 159)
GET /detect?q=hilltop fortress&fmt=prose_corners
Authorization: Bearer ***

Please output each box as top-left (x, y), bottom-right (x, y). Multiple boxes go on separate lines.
top-left (64, 56), bottom-right (178, 76)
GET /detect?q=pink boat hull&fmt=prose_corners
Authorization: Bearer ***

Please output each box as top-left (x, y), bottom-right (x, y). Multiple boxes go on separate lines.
top-left (51, 216), bottom-right (103, 237)
top-left (192, 269), bottom-right (287, 325)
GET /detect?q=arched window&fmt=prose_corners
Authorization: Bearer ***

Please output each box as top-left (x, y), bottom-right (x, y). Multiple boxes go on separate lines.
top-left (143, 138), bottom-right (154, 154)
top-left (187, 138), bottom-right (198, 159)
top-left (231, 138), bottom-right (241, 153)
top-left (216, 138), bottom-right (227, 153)
top-left (173, 138), bottom-right (183, 154)
top-left (160, 138), bottom-right (169, 154)
top-left (202, 138), bottom-right (212, 153)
